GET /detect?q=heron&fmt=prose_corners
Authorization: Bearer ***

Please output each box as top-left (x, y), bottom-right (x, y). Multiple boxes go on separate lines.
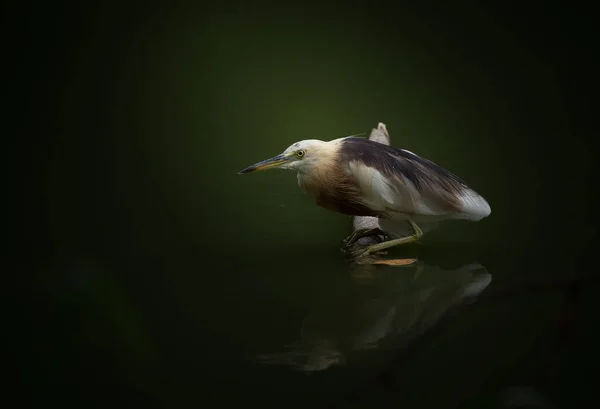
top-left (238, 135), bottom-right (491, 256)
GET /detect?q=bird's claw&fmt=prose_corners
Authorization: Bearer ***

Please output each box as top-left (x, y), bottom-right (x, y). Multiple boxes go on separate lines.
top-left (342, 232), bottom-right (358, 245)
top-left (343, 228), bottom-right (384, 246)
top-left (357, 250), bottom-right (387, 259)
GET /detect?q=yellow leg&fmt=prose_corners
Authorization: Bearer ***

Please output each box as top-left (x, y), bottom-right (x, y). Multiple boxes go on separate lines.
top-left (362, 221), bottom-right (423, 255)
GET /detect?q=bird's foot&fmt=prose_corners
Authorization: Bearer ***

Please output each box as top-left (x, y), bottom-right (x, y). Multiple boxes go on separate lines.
top-left (360, 234), bottom-right (420, 257)
top-left (358, 221), bottom-right (423, 256)
top-left (343, 228), bottom-right (385, 246)
top-left (346, 247), bottom-right (389, 265)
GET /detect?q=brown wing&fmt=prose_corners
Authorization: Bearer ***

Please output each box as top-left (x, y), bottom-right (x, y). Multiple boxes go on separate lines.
top-left (338, 137), bottom-right (469, 216)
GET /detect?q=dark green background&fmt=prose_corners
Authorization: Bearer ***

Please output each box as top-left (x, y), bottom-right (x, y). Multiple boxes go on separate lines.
top-left (7, 1), bottom-right (598, 408)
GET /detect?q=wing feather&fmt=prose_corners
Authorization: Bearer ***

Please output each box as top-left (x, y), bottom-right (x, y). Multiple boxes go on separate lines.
top-left (339, 137), bottom-right (490, 220)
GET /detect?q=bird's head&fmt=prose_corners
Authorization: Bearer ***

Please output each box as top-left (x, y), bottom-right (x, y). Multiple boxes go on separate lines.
top-left (238, 139), bottom-right (331, 174)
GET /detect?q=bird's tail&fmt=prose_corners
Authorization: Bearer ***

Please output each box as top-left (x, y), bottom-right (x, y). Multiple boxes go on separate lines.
top-left (457, 188), bottom-right (491, 221)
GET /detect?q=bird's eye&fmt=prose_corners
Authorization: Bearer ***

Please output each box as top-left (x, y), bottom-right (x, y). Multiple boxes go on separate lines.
top-left (296, 150), bottom-right (306, 158)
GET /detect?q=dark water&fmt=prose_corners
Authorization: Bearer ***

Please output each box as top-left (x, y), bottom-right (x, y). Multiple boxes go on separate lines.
top-left (19, 241), bottom-right (598, 408)
top-left (9, 2), bottom-right (598, 408)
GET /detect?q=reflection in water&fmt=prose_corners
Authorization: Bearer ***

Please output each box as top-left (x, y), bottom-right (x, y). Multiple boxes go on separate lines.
top-left (256, 260), bottom-right (491, 372)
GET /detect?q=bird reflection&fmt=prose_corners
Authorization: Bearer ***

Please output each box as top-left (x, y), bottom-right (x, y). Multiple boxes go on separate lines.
top-left (255, 260), bottom-right (491, 372)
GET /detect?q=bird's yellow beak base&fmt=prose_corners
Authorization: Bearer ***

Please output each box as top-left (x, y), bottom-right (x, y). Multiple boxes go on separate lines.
top-left (238, 153), bottom-right (292, 174)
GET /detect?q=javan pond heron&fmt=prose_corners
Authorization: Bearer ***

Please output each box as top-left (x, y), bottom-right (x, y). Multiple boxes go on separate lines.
top-left (238, 135), bottom-right (491, 256)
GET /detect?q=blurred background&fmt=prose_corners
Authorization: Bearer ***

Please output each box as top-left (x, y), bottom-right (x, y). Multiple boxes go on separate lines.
top-left (6, 1), bottom-right (598, 408)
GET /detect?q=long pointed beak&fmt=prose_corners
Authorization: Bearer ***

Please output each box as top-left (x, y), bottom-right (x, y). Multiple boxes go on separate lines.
top-left (238, 153), bottom-right (290, 174)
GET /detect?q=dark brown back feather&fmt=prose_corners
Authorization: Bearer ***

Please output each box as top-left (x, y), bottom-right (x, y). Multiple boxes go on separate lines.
top-left (339, 137), bottom-right (468, 212)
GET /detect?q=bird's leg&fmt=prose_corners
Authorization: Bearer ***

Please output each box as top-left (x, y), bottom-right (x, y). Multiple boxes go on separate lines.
top-left (343, 228), bottom-right (384, 246)
top-left (361, 221), bottom-right (423, 255)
